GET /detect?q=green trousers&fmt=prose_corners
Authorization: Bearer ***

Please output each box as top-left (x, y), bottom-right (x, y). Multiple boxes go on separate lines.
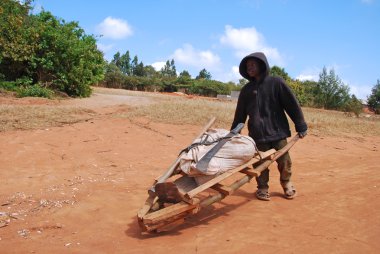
top-left (254, 139), bottom-right (292, 189)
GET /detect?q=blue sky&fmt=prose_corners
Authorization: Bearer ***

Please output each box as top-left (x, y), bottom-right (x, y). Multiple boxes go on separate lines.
top-left (34, 0), bottom-right (379, 100)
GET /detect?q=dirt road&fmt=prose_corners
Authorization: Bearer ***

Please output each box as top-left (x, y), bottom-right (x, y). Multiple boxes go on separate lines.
top-left (0, 88), bottom-right (379, 253)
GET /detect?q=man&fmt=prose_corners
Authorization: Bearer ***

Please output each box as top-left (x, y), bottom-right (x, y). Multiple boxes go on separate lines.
top-left (231, 52), bottom-right (307, 201)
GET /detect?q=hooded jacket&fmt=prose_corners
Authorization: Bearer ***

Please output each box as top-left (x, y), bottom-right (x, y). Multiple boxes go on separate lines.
top-left (231, 52), bottom-right (308, 143)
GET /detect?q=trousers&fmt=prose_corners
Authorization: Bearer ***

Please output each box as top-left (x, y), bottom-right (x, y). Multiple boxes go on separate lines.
top-left (254, 139), bottom-right (292, 189)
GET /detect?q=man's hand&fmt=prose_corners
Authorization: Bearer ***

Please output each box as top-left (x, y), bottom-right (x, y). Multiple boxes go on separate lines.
top-left (298, 130), bottom-right (307, 138)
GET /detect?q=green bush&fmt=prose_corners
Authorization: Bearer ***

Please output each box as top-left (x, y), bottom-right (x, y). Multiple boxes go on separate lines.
top-left (16, 84), bottom-right (53, 98)
top-left (0, 81), bottom-right (18, 91)
top-left (343, 95), bottom-right (363, 117)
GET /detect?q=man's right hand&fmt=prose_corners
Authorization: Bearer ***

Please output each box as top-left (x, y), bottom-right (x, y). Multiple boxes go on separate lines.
top-left (298, 130), bottom-right (307, 138)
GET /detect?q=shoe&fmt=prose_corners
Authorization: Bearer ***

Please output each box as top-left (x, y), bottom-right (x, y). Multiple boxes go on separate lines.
top-left (256, 188), bottom-right (270, 201)
top-left (281, 182), bottom-right (297, 199)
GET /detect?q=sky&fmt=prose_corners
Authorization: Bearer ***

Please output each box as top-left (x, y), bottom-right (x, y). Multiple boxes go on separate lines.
top-left (33, 0), bottom-right (379, 100)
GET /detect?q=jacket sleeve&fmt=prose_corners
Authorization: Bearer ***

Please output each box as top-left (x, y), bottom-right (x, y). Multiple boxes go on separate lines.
top-left (230, 88), bottom-right (248, 131)
top-left (278, 80), bottom-right (308, 132)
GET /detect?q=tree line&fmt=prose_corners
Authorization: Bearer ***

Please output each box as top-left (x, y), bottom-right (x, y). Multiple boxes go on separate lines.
top-left (0, 0), bottom-right (379, 114)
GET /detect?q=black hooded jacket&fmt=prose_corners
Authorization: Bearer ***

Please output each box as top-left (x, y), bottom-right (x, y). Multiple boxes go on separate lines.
top-left (231, 52), bottom-right (308, 143)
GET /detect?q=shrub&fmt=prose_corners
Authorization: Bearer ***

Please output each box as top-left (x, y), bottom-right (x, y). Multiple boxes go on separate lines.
top-left (16, 84), bottom-right (53, 98)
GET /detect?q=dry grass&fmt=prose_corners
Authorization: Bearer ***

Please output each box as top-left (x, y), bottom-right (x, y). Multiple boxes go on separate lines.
top-left (120, 93), bottom-right (380, 137)
top-left (0, 105), bottom-right (94, 132)
top-left (122, 97), bottom-right (236, 128)
top-left (303, 107), bottom-right (380, 136)
top-left (1, 87), bottom-right (379, 137)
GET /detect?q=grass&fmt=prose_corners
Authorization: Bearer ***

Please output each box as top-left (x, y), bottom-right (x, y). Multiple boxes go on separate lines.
top-left (303, 107), bottom-right (380, 136)
top-left (1, 87), bottom-right (380, 136)
top-left (0, 105), bottom-right (94, 132)
top-left (117, 90), bottom-right (380, 137)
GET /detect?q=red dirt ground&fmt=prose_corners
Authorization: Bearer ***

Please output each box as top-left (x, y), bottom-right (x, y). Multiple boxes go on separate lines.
top-left (0, 89), bottom-right (379, 253)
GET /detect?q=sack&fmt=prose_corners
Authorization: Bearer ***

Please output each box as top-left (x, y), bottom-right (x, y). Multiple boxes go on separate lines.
top-left (179, 128), bottom-right (257, 184)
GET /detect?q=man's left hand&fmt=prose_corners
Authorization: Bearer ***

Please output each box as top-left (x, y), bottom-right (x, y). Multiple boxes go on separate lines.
top-left (298, 130), bottom-right (307, 138)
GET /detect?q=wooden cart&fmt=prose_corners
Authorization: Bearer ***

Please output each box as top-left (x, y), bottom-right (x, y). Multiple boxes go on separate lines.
top-left (137, 117), bottom-right (299, 233)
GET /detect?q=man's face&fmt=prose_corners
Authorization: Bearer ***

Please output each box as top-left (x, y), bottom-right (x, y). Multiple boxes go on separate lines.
top-left (246, 58), bottom-right (262, 78)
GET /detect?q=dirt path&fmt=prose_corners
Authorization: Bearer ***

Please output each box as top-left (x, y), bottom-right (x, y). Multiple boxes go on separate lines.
top-left (0, 89), bottom-right (379, 253)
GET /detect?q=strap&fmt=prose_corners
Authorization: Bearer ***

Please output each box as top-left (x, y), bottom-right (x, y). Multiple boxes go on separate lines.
top-left (178, 133), bottom-right (232, 155)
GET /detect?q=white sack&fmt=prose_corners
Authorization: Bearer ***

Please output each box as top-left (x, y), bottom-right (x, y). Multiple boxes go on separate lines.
top-left (179, 129), bottom-right (257, 184)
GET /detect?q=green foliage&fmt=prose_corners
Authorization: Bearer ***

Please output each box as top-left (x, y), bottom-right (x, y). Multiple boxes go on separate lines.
top-left (177, 70), bottom-right (192, 85)
top-left (160, 59), bottom-right (177, 78)
top-left (314, 67), bottom-right (350, 110)
top-left (287, 79), bottom-right (317, 107)
top-left (104, 63), bottom-right (124, 88)
top-left (29, 11), bottom-right (105, 97)
top-left (144, 65), bottom-right (158, 78)
top-left (196, 68), bottom-right (212, 80)
top-left (0, 3), bottom-right (105, 98)
top-left (343, 95), bottom-right (363, 117)
top-left (120, 51), bottom-right (131, 75)
top-left (0, 81), bottom-right (18, 91)
top-left (0, 0), bottom-right (36, 80)
top-left (16, 84), bottom-right (53, 98)
top-left (367, 79), bottom-right (380, 114)
top-left (189, 79), bottom-right (229, 96)
top-left (179, 70), bottom-right (191, 79)
top-left (270, 66), bottom-right (290, 81)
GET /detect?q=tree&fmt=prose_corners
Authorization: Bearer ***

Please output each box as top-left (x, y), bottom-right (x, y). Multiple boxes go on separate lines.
top-left (111, 52), bottom-right (122, 69)
top-left (104, 63), bottom-right (124, 88)
top-left (120, 50), bottom-right (131, 75)
top-left (270, 66), bottom-right (290, 81)
top-left (344, 95), bottom-right (363, 117)
top-left (196, 68), bottom-right (211, 80)
top-left (134, 61), bottom-right (145, 77)
top-left (170, 59), bottom-right (177, 77)
top-left (314, 67), bottom-right (350, 110)
top-left (367, 79), bottom-right (380, 114)
top-left (131, 55), bottom-right (139, 75)
top-left (179, 70), bottom-right (191, 79)
top-left (30, 11), bottom-right (105, 97)
top-left (176, 70), bottom-right (192, 85)
top-left (0, 0), bottom-right (36, 80)
top-left (160, 59), bottom-right (177, 77)
top-left (143, 65), bottom-right (157, 78)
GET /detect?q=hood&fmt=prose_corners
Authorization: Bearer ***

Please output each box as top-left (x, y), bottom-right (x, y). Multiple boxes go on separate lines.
top-left (239, 52), bottom-right (270, 80)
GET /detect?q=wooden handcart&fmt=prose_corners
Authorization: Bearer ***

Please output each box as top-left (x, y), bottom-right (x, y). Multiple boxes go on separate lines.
top-left (137, 117), bottom-right (299, 233)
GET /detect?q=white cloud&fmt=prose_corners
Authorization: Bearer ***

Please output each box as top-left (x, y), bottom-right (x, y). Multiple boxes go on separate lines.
top-left (295, 66), bottom-right (321, 81)
top-left (296, 74), bottom-right (319, 81)
top-left (211, 66), bottom-right (243, 84)
top-left (151, 61), bottom-right (166, 71)
top-left (172, 44), bottom-right (221, 70)
top-left (232, 66), bottom-right (240, 78)
top-left (96, 43), bottom-right (114, 53)
top-left (220, 25), bottom-right (284, 66)
top-left (96, 17), bottom-right (133, 39)
top-left (348, 83), bottom-right (372, 101)
top-left (361, 0), bottom-right (374, 4)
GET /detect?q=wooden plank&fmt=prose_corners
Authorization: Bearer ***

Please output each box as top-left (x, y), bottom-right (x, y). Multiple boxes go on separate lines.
top-left (137, 195), bottom-right (158, 219)
top-left (185, 149), bottom-right (276, 199)
top-left (240, 168), bottom-right (260, 177)
top-left (143, 199), bottom-right (199, 224)
top-left (210, 183), bottom-right (234, 195)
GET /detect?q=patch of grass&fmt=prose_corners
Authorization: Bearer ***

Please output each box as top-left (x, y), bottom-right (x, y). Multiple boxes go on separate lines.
top-left (0, 105), bottom-right (95, 132)
top-left (120, 96), bottom-right (236, 128)
top-left (119, 93), bottom-right (380, 137)
top-left (303, 107), bottom-right (380, 136)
